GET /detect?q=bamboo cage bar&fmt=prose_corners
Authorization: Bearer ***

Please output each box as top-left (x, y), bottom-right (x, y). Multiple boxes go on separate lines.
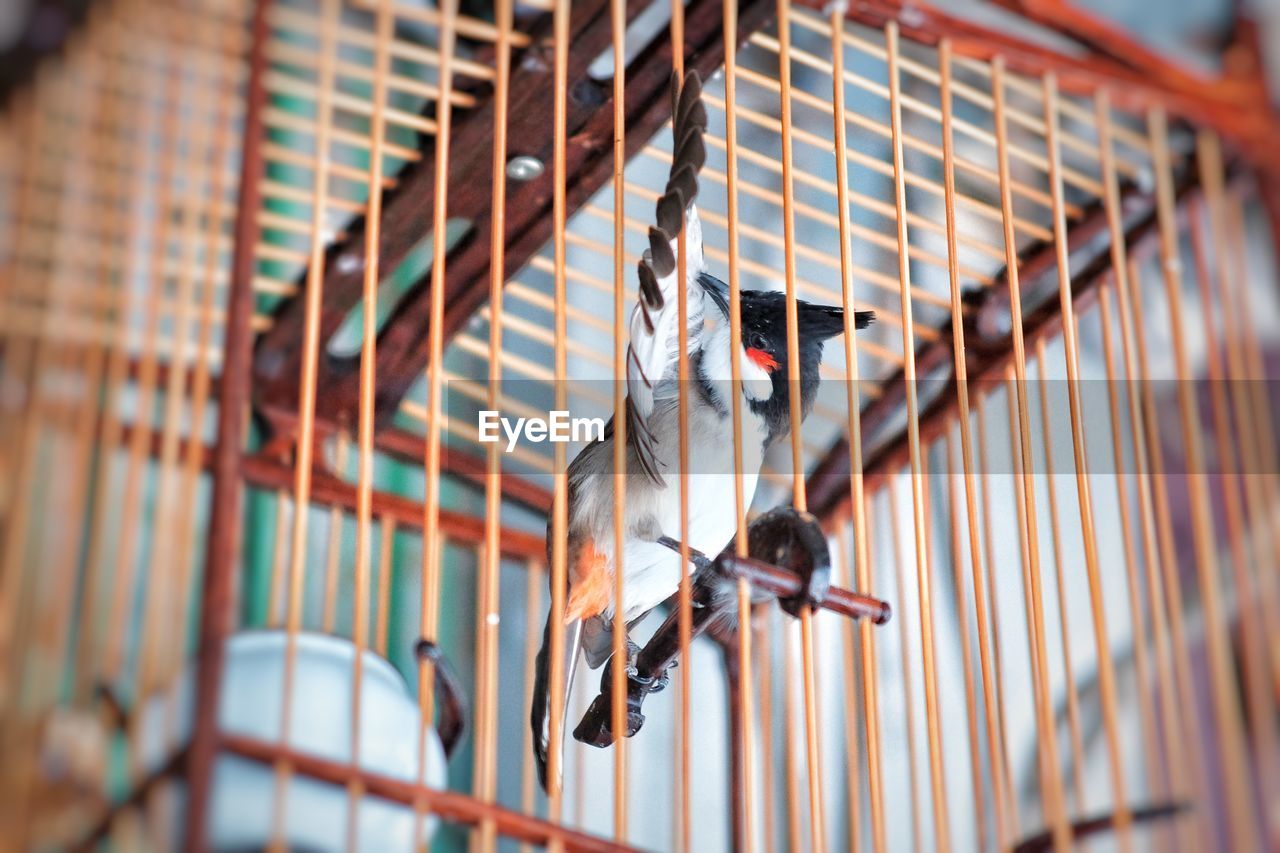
top-left (1042, 73), bottom-right (1132, 843)
top-left (607, 0), bottom-right (631, 842)
top-left (2, 0), bottom-right (1279, 850)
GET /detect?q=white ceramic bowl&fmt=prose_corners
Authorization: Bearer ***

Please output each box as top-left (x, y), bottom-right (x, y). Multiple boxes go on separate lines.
top-left (140, 631), bottom-right (446, 851)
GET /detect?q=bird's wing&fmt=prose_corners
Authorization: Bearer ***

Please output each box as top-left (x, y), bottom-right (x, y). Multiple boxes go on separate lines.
top-left (625, 71), bottom-right (709, 487)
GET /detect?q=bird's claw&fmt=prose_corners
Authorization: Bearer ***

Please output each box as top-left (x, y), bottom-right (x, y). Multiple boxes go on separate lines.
top-left (657, 535), bottom-right (714, 572)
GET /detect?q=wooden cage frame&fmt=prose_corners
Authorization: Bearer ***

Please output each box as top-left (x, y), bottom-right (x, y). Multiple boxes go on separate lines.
top-left (1, 0), bottom-right (1279, 850)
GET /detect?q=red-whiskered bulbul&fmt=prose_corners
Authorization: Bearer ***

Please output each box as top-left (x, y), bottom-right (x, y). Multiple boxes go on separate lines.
top-left (530, 71), bottom-right (874, 790)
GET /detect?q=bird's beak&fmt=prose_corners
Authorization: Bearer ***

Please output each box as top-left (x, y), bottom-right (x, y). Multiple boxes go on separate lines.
top-left (800, 302), bottom-right (848, 341)
top-left (697, 272), bottom-right (731, 318)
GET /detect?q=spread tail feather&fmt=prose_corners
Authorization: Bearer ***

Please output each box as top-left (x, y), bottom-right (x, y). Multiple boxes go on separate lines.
top-left (530, 615), bottom-right (583, 793)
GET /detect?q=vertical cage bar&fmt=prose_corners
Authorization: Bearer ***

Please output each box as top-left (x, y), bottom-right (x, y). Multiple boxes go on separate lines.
top-left (1218, 190), bottom-right (1280, 712)
top-left (1093, 89), bottom-right (1176, 810)
top-left (974, 392), bottom-right (1019, 839)
top-left (1032, 338), bottom-right (1087, 810)
top-left (604, 0), bottom-right (629, 835)
top-left (937, 39), bottom-right (1010, 848)
top-left (166, 18), bottom-right (245, 694)
top-left (887, 475), bottom-right (924, 853)
top-left (943, 431), bottom-right (986, 852)
top-left (1095, 285), bottom-right (1167, 804)
top-left (832, 520), bottom-right (863, 853)
top-left (376, 518), bottom-right (397, 654)
top-left (347, 2), bottom-right (395, 846)
top-left (4, 54), bottom-right (98, 845)
top-left (72, 20), bottom-right (139, 705)
top-left (669, 1), bottom-right (693, 846)
top-left (1003, 364), bottom-right (1052, 829)
top-left (991, 57), bottom-right (1069, 851)
top-left (827, 11), bottom-right (882, 852)
top-left (1101, 142), bottom-right (1198, 848)
top-left (520, 560), bottom-right (543, 853)
top-left (1130, 249), bottom-right (1223, 846)
top-left (545, 0), bottom-right (571, 839)
top-left (74, 25), bottom-right (145, 702)
top-left (773, 4), bottom-right (825, 848)
top-left (105, 38), bottom-right (183, 695)
top-left (418, 0), bottom-right (461, 775)
top-left (39, 44), bottom-right (107, 721)
top-left (781, 617), bottom-right (803, 851)
top-left (185, 0), bottom-right (273, 846)
top-left (270, 0), bottom-right (341, 834)
top-left (135, 39), bottom-right (218, 769)
top-left (1148, 106), bottom-right (1259, 850)
top-left (885, 22), bottom-right (951, 853)
top-left (1225, 192), bottom-right (1280, 622)
top-left (1188, 194), bottom-right (1280, 816)
top-left (723, 1), bottom-right (758, 848)
top-left (1202, 143), bottom-right (1280, 690)
top-left (756, 609), bottom-right (776, 850)
top-left (474, 1), bottom-right (512, 848)
top-left (607, 0), bottom-right (630, 841)
top-left (1042, 76), bottom-right (1132, 842)
top-left (323, 432), bottom-right (350, 632)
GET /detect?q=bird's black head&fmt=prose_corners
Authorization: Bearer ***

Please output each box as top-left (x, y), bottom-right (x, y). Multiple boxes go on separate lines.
top-left (699, 273), bottom-right (874, 445)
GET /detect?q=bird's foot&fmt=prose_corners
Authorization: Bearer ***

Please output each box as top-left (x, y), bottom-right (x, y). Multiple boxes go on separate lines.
top-left (624, 638), bottom-right (641, 675)
top-left (644, 658), bottom-right (674, 693)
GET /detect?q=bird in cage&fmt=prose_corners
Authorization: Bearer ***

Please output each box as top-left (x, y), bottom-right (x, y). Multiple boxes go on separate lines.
top-left (530, 70), bottom-right (874, 790)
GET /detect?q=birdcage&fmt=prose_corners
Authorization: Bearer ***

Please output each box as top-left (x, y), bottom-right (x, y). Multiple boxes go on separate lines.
top-left (1, 0), bottom-right (1278, 849)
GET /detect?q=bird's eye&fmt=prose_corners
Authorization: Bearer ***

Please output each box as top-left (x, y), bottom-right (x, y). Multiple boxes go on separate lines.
top-left (749, 332), bottom-right (768, 350)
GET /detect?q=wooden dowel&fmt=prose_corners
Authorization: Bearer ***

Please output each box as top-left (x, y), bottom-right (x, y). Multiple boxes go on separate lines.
top-left (1187, 193), bottom-right (1280, 818)
top-left (322, 431), bottom-right (351, 632)
top-left (471, 1), bottom-right (511, 847)
top-left (1148, 106), bottom-right (1258, 850)
top-left (974, 394), bottom-right (1019, 838)
top-left (828, 12), bottom-right (886, 851)
top-left (1033, 338), bottom-right (1088, 811)
top-left (943, 431), bottom-right (987, 851)
top-left (993, 57), bottom-right (1070, 851)
top-left (272, 0), bottom-right (339, 836)
top-left (887, 24), bottom-right (951, 852)
top-left (606, 0), bottom-right (630, 840)
top-left (545, 0), bottom-right (571, 839)
top-left (1126, 256), bottom-right (1217, 846)
top-left (887, 478), bottom-right (924, 853)
top-left (1042, 77), bottom-right (1132, 841)
top-left (346, 0), bottom-right (394, 845)
top-left (938, 41), bottom-right (1011, 846)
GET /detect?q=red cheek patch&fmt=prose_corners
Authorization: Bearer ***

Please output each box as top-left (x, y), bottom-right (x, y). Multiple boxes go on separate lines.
top-left (746, 347), bottom-right (779, 373)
